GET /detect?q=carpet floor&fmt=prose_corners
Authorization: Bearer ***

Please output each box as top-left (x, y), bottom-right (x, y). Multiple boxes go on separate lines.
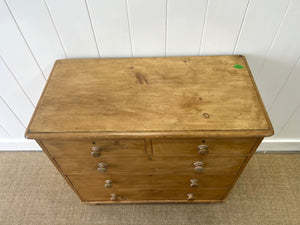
top-left (0, 152), bottom-right (299, 225)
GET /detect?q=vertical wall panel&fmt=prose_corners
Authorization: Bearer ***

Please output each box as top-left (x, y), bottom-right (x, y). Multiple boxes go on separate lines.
top-left (6, 0), bottom-right (66, 77)
top-left (0, 98), bottom-right (25, 138)
top-left (0, 0), bottom-right (46, 105)
top-left (267, 58), bottom-right (300, 137)
top-left (0, 58), bottom-right (34, 126)
top-left (257, 0), bottom-right (300, 109)
top-left (127, 0), bottom-right (166, 56)
top-left (87, 0), bottom-right (132, 57)
top-left (200, 0), bottom-right (249, 55)
top-left (45, 0), bottom-right (99, 58)
top-left (234, 0), bottom-right (290, 78)
top-left (279, 105), bottom-right (300, 138)
top-left (166, 0), bottom-right (207, 56)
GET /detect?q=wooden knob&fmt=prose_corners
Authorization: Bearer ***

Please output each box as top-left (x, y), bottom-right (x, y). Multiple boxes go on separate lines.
top-left (194, 162), bottom-right (204, 173)
top-left (91, 146), bottom-right (102, 157)
top-left (193, 161), bottom-right (204, 167)
top-left (110, 193), bottom-right (117, 201)
top-left (97, 162), bottom-right (108, 173)
top-left (187, 193), bottom-right (195, 200)
top-left (190, 179), bottom-right (199, 187)
top-left (197, 145), bottom-right (208, 155)
top-left (104, 180), bottom-right (113, 188)
top-left (194, 166), bottom-right (204, 172)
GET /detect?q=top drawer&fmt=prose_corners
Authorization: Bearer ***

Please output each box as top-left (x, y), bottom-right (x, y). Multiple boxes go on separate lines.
top-left (152, 138), bottom-right (257, 156)
top-left (42, 139), bottom-right (145, 157)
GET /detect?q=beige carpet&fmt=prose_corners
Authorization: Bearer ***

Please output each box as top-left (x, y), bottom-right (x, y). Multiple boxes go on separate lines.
top-left (0, 152), bottom-right (299, 225)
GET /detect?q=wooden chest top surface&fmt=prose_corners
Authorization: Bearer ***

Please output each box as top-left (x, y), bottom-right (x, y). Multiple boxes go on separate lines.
top-left (26, 55), bottom-right (273, 139)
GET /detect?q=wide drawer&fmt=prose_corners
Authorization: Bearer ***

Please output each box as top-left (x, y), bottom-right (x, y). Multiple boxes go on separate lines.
top-left (152, 138), bottom-right (257, 155)
top-left (68, 173), bottom-right (235, 189)
top-left (67, 179), bottom-right (227, 202)
top-left (42, 139), bottom-right (145, 156)
top-left (56, 156), bottom-right (245, 174)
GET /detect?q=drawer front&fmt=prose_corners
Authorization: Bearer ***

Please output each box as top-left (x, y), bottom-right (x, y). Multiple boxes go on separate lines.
top-left (56, 156), bottom-right (245, 174)
top-left (42, 139), bottom-right (145, 156)
top-left (68, 174), bottom-right (235, 189)
top-left (68, 178), bottom-right (227, 201)
top-left (152, 138), bottom-right (257, 155)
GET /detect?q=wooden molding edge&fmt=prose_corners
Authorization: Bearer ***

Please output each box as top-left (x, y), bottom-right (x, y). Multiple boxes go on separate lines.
top-left (0, 138), bottom-right (299, 151)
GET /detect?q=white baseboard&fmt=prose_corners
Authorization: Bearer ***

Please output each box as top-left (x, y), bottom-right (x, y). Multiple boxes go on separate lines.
top-left (0, 139), bottom-right (41, 151)
top-left (0, 138), bottom-right (299, 152)
top-left (256, 139), bottom-right (300, 152)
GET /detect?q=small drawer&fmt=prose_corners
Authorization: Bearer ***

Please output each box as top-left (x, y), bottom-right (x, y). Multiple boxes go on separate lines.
top-left (55, 156), bottom-right (245, 174)
top-left (67, 176), bottom-right (227, 201)
top-left (152, 138), bottom-right (257, 156)
top-left (67, 173), bottom-right (235, 189)
top-left (42, 139), bottom-right (145, 157)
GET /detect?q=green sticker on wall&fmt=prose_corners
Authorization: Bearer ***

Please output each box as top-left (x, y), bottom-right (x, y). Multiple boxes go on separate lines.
top-left (233, 64), bottom-right (244, 69)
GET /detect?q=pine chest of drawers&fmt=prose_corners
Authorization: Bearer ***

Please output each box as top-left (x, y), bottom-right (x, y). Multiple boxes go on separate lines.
top-left (25, 55), bottom-right (273, 203)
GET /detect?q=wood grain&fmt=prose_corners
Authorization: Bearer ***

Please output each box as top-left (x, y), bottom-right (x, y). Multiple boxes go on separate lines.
top-left (55, 155), bottom-right (245, 174)
top-left (67, 173), bottom-right (235, 189)
top-left (152, 138), bottom-right (257, 155)
top-left (42, 139), bottom-right (146, 156)
top-left (26, 56), bottom-right (273, 139)
top-left (25, 55), bottom-right (273, 203)
top-left (67, 184), bottom-right (227, 202)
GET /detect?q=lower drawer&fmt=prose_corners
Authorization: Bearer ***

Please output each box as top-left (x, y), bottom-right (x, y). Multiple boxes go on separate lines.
top-left (68, 178), bottom-right (227, 202)
top-left (56, 156), bottom-right (245, 174)
top-left (68, 174), bottom-right (235, 189)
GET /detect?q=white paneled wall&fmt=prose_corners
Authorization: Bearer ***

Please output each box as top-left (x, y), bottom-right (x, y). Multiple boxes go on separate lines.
top-left (166, 0), bottom-right (207, 56)
top-left (0, 0), bottom-right (299, 151)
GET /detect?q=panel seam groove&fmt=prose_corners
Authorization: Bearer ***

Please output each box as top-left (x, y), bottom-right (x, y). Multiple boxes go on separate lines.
top-left (0, 97), bottom-right (25, 128)
top-left (84, 0), bottom-right (101, 57)
top-left (277, 104), bottom-right (300, 136)
top-left (125, 0), bottom-right (134, 57)
top-left (43, 0), bottom-right (68, 58)
top-left (0, 56), bottom-right (35, 107)
top-left (198, 0), bottom-right (209, 55)
top-left (0, 125), bottom-right (11, 138)
top-left (267, 56), bottom-right (300, 112)
top-left (3, 0), bottom-right (47, 80)
top-left (255, 0), bottom-right (293, 82)
top-left (164, 0), bottom-right (168, 56)
top-left (232, 0), bottom-right (251, 54)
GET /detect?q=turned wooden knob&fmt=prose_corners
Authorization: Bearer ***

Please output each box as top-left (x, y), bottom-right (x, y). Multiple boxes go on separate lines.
top-left (104, 180), bottom-right (113, 188)
top-left (194, 166), bottom-right (204, 172)
top-left (97, 163), bottom-right (108, 173)
top-left (197, 145), bottom-right (209, 155)
top-left (110, 193), bottom-right (117, 201)
top-left (190, 179), bottom-right (199, 187)
top-left (187, 193), bottom-right (195, 200)
top-left (91, 146), bottom-right (102, 157)
top-left (194, 161), bottom-right (204, 173)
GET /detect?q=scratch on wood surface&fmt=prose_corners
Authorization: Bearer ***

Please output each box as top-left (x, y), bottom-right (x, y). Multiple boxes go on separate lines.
top-left (135, 72), bottom-right (149, 85)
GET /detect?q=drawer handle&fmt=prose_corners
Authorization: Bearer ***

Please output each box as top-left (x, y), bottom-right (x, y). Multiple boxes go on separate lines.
top-left (97, 163), bottom-right (108, 173)
top-left (91, 146), bottom-right (102, 157)
top-left (197, 145), bottom-right (209, 155)
top-left (190, 179), bottom-right (199, 187)
top-left (187, 193), bottom-right (195, 200)
top-left (194, 161), bottom-right (204, 173)
top-left (104, 180), bottom-right (113, 188)
top-left (110, 193), bottom-right (117, 201)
